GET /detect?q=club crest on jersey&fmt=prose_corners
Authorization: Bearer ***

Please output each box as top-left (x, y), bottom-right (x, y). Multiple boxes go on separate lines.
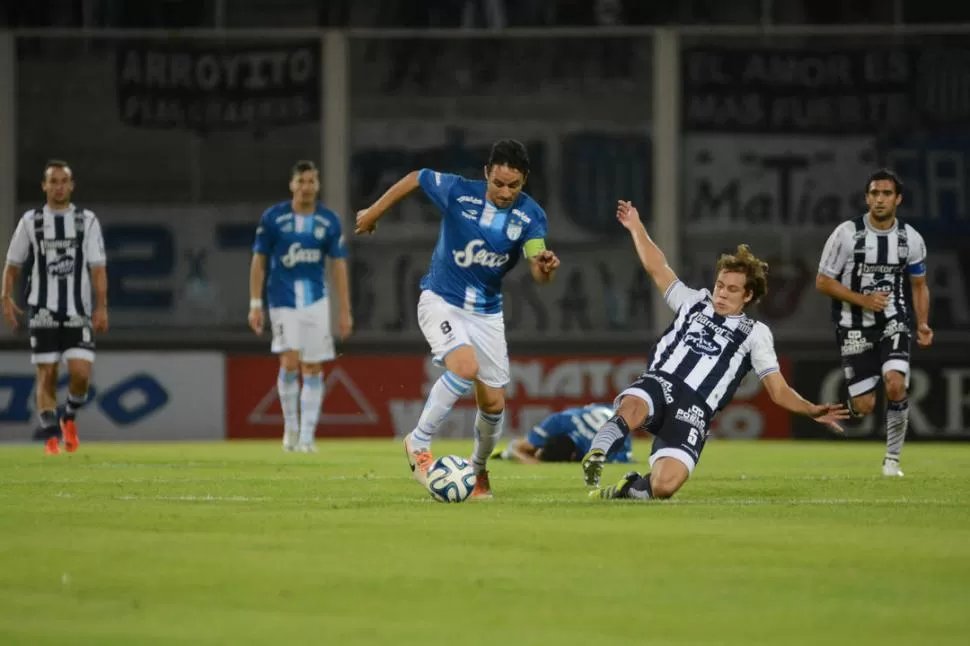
top-left (506, 221), bottom-right (522, 241)
top-left (684, 327), bottom-right (721, 356)
top-left (314, 227), bottom-right (325, 240)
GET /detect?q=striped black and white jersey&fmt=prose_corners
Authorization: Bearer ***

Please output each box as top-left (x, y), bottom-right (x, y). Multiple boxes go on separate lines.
top-left (818, 214), bottom-right (927, 328)
top-left (647, 281), bottom-right (780, 414)
top-left (4, 204), bottom-right (107, 319)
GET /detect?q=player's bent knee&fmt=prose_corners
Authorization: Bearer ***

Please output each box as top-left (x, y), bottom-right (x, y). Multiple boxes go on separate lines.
top-left (616, 396), bottom-right (649, 431)
top-left (279, 352), bottom-right (300, 372)
top-left (884, 372), bottom-right (906, 401)
top-left (444, 346), bottom-right (479, 382)
top-left (650, 458), bottom-right (689, 499)
top-left (851, 392), bottom-right (876, 416)
top-left (300, 362), bottom-right (323, 376)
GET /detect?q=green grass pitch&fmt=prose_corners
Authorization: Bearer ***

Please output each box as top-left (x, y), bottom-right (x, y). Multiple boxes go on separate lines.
top-left (1, 440), bottom-right (968, 645)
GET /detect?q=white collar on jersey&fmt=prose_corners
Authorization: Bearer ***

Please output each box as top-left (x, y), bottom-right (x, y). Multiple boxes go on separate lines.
top-left (43, 203), bottom-right (76, 216)
top-left (863, 212), bottom-right (898, 234)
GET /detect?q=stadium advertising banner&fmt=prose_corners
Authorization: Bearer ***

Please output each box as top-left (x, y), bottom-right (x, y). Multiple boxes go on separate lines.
top-left (681, 47), bottom-right (970, 135)
top-left (0, 352), bottom-right (225, 442)
top-left (115, 41), bottom-right (321, 132)
top-left (225, 355), bottom-right (791, 441)
top-left (791, 356), bottom-right (970, 440)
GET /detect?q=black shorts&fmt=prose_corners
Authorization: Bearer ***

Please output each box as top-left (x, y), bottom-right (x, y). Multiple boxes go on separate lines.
top-left (836, 320), bottom-right (911, 398)
top-left (616, 371), bottom-right (712, 474)
top-left (27, 307), bottom-right (96, 365)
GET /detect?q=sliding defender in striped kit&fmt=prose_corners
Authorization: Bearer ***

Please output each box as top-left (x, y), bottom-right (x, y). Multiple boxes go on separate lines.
top-left (816, 169), bottom-right (933, 477)
top-left (2, 161), bottom-right (109, 455)
top-left (584, 200), bottom-right (848, 501)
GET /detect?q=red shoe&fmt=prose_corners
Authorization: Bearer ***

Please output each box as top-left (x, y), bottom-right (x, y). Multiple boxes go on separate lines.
top-left (470, 469), bottom-right (493, 499)
top-left (61, 419), bottom-right (79, 453)
top-left (44, 436), bottom-right (60, 456)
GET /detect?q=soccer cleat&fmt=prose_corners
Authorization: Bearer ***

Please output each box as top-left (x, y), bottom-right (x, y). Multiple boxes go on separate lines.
top-left (60, 419), bottom-right (79, 453)
top-left (296, 442), bottom-right (317, 454)
top-left (581, 448), bottom-right (607, 488)
top-left (44, 436), bottom-right (61, 456)
top-left (282, 428), bottom-right (299, 452)
top-left (589, 471), bottom-right (640, 500)
top-left (882, 458), bottom-right (904, 477)
top-left (489, 445), bottom-right (505, 460)
top-left (403, 432), bottom-right (434, 487)
top-left (470, 469), bottom-right (493, 499)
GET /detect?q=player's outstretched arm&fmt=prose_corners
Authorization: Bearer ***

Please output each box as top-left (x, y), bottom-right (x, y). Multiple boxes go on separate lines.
top-left (616, 200), bottom-right (678, 295)
top-left (355, 170), bottom-right (421, 235)
top-left (761, 371), bottom-right (850, 434)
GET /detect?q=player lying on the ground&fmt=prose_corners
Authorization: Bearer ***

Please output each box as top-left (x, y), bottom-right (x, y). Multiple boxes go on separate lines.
top-left (584, 201), bottom-right (849, 501)
top-left (491, 403), bottom-right (634, 464)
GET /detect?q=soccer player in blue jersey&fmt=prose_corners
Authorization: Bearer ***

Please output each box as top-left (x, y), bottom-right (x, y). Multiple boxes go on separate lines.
top-left (248, 160), bottom-right (353, 453)
top-left (492, 404), bottom-right (635, 465)
top-left (355, 140), bottom-right (560, 498)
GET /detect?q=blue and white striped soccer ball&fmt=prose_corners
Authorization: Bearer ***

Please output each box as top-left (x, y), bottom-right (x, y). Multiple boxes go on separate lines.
top-left (427, 455), bottom-right (477, 503)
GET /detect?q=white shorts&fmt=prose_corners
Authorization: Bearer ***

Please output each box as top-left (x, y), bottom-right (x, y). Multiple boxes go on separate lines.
top-left (416, 290), bottom-right (509, 388)
top-left (31, 348), bottom-right (96, 365)
top-left (269, 297), bottom-right (334, 363)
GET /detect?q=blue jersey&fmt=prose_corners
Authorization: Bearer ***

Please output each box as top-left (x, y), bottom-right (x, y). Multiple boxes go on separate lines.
top-left (253, 201), bottom-right (347, 309)
top-left (417, 169), bottom-right (548, 314)
top-left (527, 404), bottom-right (634, 463)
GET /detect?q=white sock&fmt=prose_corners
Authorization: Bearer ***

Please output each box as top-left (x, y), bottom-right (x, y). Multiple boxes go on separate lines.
top-left (471, 409), bottom-right (504, 473)
top-left (299, 373), bottom-right (324, 445)
top-left (410, 371), bottom-right (474, 451)
top-left (277, 368), bottom-right (300, 439)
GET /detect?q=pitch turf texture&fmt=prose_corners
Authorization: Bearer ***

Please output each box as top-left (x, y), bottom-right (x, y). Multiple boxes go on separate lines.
top-left (1, 440), bottom-right (968, 645)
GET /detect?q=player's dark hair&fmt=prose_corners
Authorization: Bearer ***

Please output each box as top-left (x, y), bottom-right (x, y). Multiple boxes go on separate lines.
top-left (539, 435), bottom-right (578, 463)
top-left (43, 159), bottom-right (72, 179)
top-left (487, 139), bottom-right (530, 176)
top-left (291, 160), bottom-right (318, 177)
top-left (866, 168), bottom-right (903, 196)
top-left (715, 244), bottom-right (769, 304)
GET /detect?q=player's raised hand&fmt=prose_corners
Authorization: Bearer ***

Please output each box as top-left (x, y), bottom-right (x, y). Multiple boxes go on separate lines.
top-left (535, 250), bottom-right (560, 274)
top-left (862, 291), bottom-right (889, 312)
top-left (917, 323), bottom-right (934, 348)
top-left (808, 402), bottom-right (850, 434)
top-left (355, 208), bottom-right (379, 235)
top-left (248, 308), bottom-right (264, 336)
top-left (92, 308), bottom-right (109, 333)
top-left (616, 200), bottom-right (643, 231)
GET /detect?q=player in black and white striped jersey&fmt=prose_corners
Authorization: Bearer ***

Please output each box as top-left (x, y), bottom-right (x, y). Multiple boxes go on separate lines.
top-left (2, 161), bottom-right (109, 455)
top-left (816, 169), bottom-right (933, 477)
top-left (584, 200), bottom-right (848, 501)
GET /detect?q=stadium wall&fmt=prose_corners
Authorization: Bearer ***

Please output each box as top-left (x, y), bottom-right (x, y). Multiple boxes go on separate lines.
top-left (1, 349), bottom-right (968, 441)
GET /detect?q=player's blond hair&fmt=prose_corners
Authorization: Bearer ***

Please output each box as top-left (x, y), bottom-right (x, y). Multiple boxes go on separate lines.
top-left (715, 244), bottom-right (769, 304)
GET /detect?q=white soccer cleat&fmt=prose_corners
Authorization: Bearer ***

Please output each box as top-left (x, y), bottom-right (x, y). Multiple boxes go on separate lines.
top-left (882, 458), bottom-right (904, 477)
top-left (282, 429), bottom-right (299, 452)
top-left (296, 442), bottom-right (318, 454)
top-left (403, 432), bottom-right (433, 487)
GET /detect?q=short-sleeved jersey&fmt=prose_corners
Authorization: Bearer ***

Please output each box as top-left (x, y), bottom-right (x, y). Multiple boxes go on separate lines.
top-left (818, 214), bottom-right (927, 328)
top-left (417, 169), bottom-right (548, 314)
top-left (646, 280), bottom-right (781, 415)
top-left (253, 201), bottom-right (347, 309)
top-left (526, 404), bottom-right (634, 463)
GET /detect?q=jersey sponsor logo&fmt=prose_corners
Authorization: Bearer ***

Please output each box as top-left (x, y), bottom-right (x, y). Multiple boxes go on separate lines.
top-left (859, 262), bottom-right (903, 274)
top-left (511, 209), bottom-right (531, 224)
top-left (863, 279), bottom-right (894, 295)
top-left (881, 319), bottom-right (909, 340)
top-left (456, 195), bottom-right (483, 205)
top-left (840, 329), bottom-right (873, 356)
top-left (461, 210), bottom-right (479, 220)
top-left (452, 239), bottom-right (510, 269)
top-left (28, 309), bottom-right (59, 329)
top-left (675, 404), bottom-right (707, 432)
top-left (40, 239), bottom-right (76, 253)
top-left (47, 255), bottom-right (76, 277)
top-left (683, 327), bottom-right (721, 356)
top-left (280, 242), bottom-right (322, 268)
top-left (506, 221), bottom-right (522, 241)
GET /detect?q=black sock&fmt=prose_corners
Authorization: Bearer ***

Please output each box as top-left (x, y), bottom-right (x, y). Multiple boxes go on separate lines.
top-left (627, 473), bottom-right (653, 500)
top-left (63, 391), bottom-right (88, 421)
top-left (38, 409), bottom-right (59, 440)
